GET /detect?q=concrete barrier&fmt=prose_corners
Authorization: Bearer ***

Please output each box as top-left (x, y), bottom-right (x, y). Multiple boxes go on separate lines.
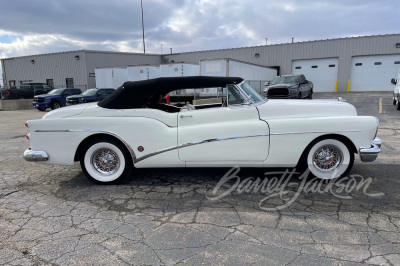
top-left (0, 99), bottom-right (34, 111)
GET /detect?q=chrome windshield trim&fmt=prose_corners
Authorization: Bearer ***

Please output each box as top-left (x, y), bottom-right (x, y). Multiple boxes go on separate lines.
top-left (134, 133), bottom-right (269, 163)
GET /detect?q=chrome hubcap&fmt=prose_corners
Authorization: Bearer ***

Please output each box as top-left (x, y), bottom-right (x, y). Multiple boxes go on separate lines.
top-left (313, 145), bottom-right (342, 172)
top-left (91, 148), bottom-right (120, 175)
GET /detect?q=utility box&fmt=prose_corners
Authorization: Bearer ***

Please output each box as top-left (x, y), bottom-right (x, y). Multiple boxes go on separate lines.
top-left (160, 63), bottom-right (199, 77)
top-left (127, 65), bottom-right (160, 81)
top-left (95, 67), bottom-right (128, 89)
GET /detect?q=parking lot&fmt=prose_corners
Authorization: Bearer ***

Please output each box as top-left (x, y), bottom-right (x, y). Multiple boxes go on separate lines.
top-left (0, 92), bottom-right (399, 265)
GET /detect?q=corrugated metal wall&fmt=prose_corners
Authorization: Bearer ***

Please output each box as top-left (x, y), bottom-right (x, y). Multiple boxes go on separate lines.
top-left (163, 34), bottom-right (400, 92)
top-left (84, 51), bottom-right (161, 88)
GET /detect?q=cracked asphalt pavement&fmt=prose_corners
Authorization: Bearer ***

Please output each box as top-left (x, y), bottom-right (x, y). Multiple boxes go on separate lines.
top-left (0, 92), bottom-right (399, 265)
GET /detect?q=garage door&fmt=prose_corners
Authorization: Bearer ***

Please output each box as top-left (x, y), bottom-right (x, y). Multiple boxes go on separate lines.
top-left (292, 58), bottom-right (339, 92)
top-left (350, 55), bottom-right (400, 91)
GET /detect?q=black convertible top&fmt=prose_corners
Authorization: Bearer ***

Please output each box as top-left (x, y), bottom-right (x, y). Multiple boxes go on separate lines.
top-left (98, 76), bottom-right (244, 109)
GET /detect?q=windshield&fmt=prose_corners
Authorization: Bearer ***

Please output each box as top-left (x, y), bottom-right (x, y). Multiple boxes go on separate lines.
top-left (48, 89), bottom-right (64, 95)
top-left (81, 89), bottom-right (98, 96)
top-left (271, 76), bottom-right (300, 85)
top-left (240, 82), bottom-right (264, 103)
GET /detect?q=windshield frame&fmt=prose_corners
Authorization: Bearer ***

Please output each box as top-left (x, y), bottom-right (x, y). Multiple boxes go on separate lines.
top-left (234, 81), bottom-right (266, 106)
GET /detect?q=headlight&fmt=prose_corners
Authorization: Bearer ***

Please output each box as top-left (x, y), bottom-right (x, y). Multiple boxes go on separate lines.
top-left (45, 99), bottom-right (51, 102)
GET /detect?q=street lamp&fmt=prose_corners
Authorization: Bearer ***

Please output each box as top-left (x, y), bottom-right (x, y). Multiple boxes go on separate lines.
top-left (141, 0), bottom-right (145, 53)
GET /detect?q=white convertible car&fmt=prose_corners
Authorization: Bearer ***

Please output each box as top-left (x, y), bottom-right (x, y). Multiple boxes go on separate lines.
top-left (24, 77), bottom-right (381, 184)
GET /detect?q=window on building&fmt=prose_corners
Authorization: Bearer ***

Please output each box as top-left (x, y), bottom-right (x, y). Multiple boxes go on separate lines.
top-left (329, 64), bottom-right (336, 67)
top-left (66, 78), bottom-right (74, 88)
top-left (46, 79), bottom-right (54, 87)
top-left (311, 65), bottom-right (318, 68)
top-left (9, 80), bottom-right (16, 88)
top-left (295, 66), bottom-right (301, 69)
top-left (355, 63), bottom-right (362, 66)
top-left (374, 62), bottom-right (382, 65)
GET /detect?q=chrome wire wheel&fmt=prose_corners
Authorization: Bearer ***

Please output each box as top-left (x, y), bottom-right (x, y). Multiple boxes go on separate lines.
top-left (91, 148), bottom-right (120, 175)
top-left (312, 145), bottom-right (343, 172)
top-left (306, 138), bottom-right (353, 179)
top-left (81, 140), bottom-right (132, 184)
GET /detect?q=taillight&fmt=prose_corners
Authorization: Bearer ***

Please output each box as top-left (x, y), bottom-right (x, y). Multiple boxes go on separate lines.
top-left (7, 90), bottom-right (10, 96)
top-left (25, 121), bottom-right (28, 128)
top-left (26, 134), bottom-right (30, 140)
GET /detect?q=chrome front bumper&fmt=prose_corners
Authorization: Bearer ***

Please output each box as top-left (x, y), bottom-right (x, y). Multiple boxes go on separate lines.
top-left (23, 149), bottom-right (49, 162)
top-left (359, 137), bottom-right (381, 162)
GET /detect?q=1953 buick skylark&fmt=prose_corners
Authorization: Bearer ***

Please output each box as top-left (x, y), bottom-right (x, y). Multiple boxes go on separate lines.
top-left (23, 76), bottom-right (381, 184)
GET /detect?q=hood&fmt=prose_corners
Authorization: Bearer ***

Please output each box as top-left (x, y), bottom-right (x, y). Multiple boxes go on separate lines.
top-left (42, 103), bottom-right (97, 119)
top-left (268, 83), bottom-right (298, 89)
top-left (257, 99), bottom-right (357, 119)
top-left (34, 94), bottom-right (59, 98)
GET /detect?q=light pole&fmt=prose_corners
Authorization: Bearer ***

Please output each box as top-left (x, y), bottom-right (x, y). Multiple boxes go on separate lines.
top-left (141, 0), bottom-right (145, 53)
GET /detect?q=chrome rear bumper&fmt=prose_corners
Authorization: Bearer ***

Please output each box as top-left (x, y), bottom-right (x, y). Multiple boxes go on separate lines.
top-left (359, 137), bottom-right (381, 162)
top-left (23, 149), bottom-right (49, 162)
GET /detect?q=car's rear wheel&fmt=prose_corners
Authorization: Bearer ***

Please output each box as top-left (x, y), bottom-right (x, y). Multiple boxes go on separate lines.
top-left (396, 100), bottom-right (400, 110)
top-left (300, 138), bottom-right (354, 179)
top-left (308, 90), bottom-right (313, 99)
top-left (51, 102), bottom-right (61, 110)
top-left (80, 139), bottom-right (133, 184)
top-left (298, 92), bottom-right (302, 99)
top-left (393, 97), bottom-right (396, 105)
top-left (37, 107), bottom-right (46, 111)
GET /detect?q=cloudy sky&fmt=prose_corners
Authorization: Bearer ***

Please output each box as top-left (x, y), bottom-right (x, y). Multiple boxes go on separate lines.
top-left (1, 0), bottom-right (399, 83)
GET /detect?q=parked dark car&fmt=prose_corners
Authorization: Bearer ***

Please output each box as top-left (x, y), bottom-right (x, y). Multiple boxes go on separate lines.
top-left (66, 88), bottom-right (115, 106)
top-left (1, 83), bottom-right (53, 100)
top-left (33, 88), bottom-right (82, 111)
top-left (264, 75), bottom-right (313, 99)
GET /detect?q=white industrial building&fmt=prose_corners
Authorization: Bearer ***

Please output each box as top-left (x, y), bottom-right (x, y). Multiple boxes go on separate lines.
top-left (2, 34), bottom-right (400, 92)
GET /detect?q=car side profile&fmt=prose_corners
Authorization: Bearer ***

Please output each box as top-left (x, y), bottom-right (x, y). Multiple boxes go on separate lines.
top-left (66, 88), bottom-right (115, 106)
top-left (33, 88), bottom-right (82, 111)
top-left (24, 76), bottom-right (381, 184)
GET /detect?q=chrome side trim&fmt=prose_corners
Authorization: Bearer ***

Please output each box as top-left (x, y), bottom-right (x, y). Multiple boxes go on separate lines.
top-left (270, 130), bottom-right (361, 136)
top-left (134, 134), bottom-right (269, 163)
top-left (24, 149), bottom-right (49, 162)
top-left (35, 129), bottom-right (137, 161)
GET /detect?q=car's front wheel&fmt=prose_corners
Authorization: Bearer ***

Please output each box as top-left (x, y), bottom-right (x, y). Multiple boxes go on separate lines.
top-left (80, 139), bottom-right (133, 184)
top-left (396, 100), bottom-right (400, 110)
top-left (301, 138), bottom-right (354, 179)
top-left (51, 102), bottom-right (61, 110)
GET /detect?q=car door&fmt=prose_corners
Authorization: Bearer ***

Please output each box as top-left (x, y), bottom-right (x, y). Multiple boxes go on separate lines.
top-left (177, 85), bottom-right (270, 165)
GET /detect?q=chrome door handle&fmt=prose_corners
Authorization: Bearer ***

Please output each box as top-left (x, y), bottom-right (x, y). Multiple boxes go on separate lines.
top-left (180, 115), bottom-right (193, 118)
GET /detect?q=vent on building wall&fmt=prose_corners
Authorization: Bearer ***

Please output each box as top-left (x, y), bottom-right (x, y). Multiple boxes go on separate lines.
top-left (374, 62), bottom-right (382, 65)
top-left (295, 66), bottom-right (301, 69)
top-left (355, 63), bottom-right (362, 66)
top-left (394, 61), bottom-right (400, 64)
top-left (311, 65), bottom-right (318, 68)
top-left (329, 64), bottom-right (336, 67)
top-left (396, 43), bottom-right (400, 48)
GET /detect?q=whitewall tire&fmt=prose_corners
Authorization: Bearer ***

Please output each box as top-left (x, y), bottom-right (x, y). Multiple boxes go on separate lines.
top-left (305, 138), bottom-right (354, 179)
top-left (80, 139), bottom-right (132, 184)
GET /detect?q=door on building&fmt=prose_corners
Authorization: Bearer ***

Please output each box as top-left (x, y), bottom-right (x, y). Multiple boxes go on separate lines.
top-left (292, 58), bottom-right (339, 92)
top-left (350, 55), bottom-right (400, 91)
top-left (66, 78), bottom-right (74, 88)
top-left (46, 79), bottom-right (54, 88)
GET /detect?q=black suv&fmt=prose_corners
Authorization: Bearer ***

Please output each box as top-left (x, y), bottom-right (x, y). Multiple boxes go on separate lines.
top-left (1, 83), bottom-right (53, 100)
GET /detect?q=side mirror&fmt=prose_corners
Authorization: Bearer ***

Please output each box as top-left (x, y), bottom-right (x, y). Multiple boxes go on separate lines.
top-left (391, 78), bottom-right (397, 85)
